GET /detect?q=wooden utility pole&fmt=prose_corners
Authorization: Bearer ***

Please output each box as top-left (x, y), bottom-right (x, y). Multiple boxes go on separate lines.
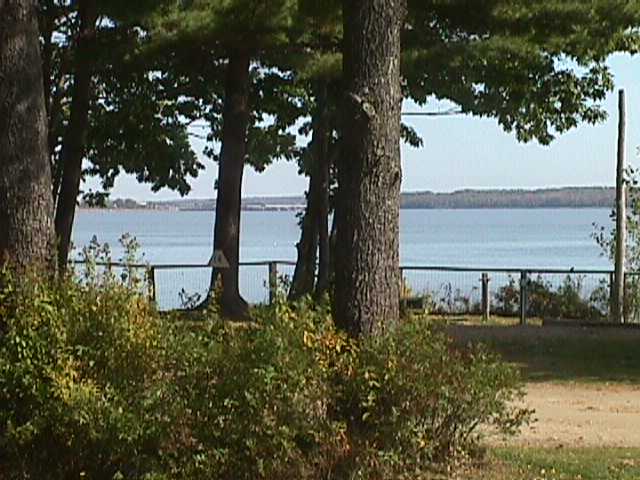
top-left (613, 89), bottom-right (627, 323)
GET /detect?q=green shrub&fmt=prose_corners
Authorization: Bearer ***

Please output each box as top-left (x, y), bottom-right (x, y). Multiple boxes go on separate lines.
top-left (0, 272), bottom-right (529, 479)
top-left (400, 279), bottom-right (480, 316)
top-left (330, 318), bottom-right (531, 478)
top-left (0, 269), bottom-right (173, 479)
top-left (162, 299), bottom-right (346, 479)
top-left (494, 274), bottom-right (605, 320)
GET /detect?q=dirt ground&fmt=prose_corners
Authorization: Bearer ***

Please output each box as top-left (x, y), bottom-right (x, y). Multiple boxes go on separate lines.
top-left (444, 323), bottom-right (640, 448)
top-left (514, 382), bottom-right (640, 447)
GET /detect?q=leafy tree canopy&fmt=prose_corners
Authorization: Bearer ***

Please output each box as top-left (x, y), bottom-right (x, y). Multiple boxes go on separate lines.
top-left (40, 0), bottom-right (204, 199)
top-left (135, 0), bottom-right (313, 173)
top-left (403, 0), bottom-right (640, 143)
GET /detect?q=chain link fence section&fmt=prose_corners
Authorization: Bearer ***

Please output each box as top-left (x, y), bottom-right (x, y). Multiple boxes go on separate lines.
top-left (401, 267), bottom-right (618, 323)
top-left (624, 272), bottom-right (640, 323)
top-left (74, 261), bottom-right (635, 322)
top-left (152, 265), bottom-right (212, 310)
top-left (150, 261), bottom-right (297, 311)
top-left (71, 261), bottom-right (153, 296)
top-left (401, 268), bottom-right (483, 314)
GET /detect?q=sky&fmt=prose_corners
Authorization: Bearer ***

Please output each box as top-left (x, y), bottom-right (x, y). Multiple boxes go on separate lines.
top-left (90, 53), bottom-right (639, 201)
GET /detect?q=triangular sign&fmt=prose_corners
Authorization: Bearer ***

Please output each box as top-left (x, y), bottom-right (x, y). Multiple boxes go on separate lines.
top-left (209, 249), bottom-right (230, 268)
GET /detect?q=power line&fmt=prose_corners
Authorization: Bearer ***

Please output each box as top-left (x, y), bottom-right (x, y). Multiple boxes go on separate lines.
top-left (401, 108), bottom-right (462, 117)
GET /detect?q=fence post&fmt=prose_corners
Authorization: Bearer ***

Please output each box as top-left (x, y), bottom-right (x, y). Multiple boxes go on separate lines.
top-left (623, 271), bottom-right (629, 322)
top-left (399, 267), bottom-right (405, 309)
top-left (268, 262), bottom-right (278, 305)
top-left (481, 273), bottom-right (490, 321)
top-left (147, 266), bottom-right (156, 304)
top-left (609, 271), bottom-right (615, 320)
top-left (519, 271), bottom-right (528, 325)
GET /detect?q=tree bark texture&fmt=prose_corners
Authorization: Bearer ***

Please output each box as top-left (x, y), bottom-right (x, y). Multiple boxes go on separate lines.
top-left (0, 0), bottom-right (56, 272)
top-left (210, 50), bottom-right (251, 319)
top-left (54, 0), bottom-right (98, 271)
top-left (334, 0), bottom-right (405, 337)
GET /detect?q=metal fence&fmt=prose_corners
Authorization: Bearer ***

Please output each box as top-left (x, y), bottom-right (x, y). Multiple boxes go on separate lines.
top-left (400, 266), bottom-right (617, 323)
top-left (149, 261), bottom-right (296, 310)
top-left (72, 261), bottom-right (640, 323)
top-left (72, 260), bottom-right (296, 311)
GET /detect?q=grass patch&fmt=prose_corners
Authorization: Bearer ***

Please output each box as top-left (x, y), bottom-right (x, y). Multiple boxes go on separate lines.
top-left (470, 447), bottom-right (640, 480)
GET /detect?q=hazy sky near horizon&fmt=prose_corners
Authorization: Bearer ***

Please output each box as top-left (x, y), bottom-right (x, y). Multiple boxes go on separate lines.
top-left (88, 53), bottom-right (639, 201)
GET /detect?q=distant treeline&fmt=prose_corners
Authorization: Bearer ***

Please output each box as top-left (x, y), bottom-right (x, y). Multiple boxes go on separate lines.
top-left (401, 187), bottom-right (614, 209)
top-left (92, 187), bottom-right (616, 211)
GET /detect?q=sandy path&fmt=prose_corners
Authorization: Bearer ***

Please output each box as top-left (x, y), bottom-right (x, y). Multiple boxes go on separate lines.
top-left (444, 324), bottom-right (640, 448)
top-left (513, 382), bottom-right (640, 447)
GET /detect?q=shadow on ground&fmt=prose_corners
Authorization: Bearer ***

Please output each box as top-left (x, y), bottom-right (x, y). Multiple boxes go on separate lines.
top-left (445, 324), bottom-right (640, 384)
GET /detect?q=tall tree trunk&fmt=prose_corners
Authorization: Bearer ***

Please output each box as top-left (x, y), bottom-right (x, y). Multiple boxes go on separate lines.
top-left (210, 50), bottom-right (251, 319)
top-left (39, 1), bottom-right (69, 197)
top-left (329, 205), bottom-right (338, 268)
top-left (289, 87), bottom-right (331, 301)
top-left (54, 0), bottom-right (97, 271)
top-left (314, 86), bottom-right (332, 299)
top-left (333, 0), bottom-right (405, 337)
top-left (0, 0), bottom-right (55, 272)
top-left (49, 49), bottom-right (70, 202)
top-left (289, 179), bottom-right (320, 301)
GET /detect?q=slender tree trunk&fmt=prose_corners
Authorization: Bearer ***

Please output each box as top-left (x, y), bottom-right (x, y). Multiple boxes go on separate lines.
top-left (0, 0), bottom-right (55, 272)
top-left (39, 1), bottom-right (69, 196)
top-left (54, 0), bottom-right (97, 271)
top-left (333, 0), bottom-right (405, 337)
top-left (314, 86), bottom-right (332, 298)
top-left (329, 204), bottom-right (338, 274)
top-left (49, 52), bottom-right (69, 202)
top-left (315, 170), bottom-right (330, 297)
top-left (210, 50), bottom-right (251, 319)
top-left (326, 136), bottom-right (342, 277)
top-left (289, 87), bottom-right (332, 301)
top-left (289, 178), bottom-right (320, 301)
top-left (40, 4), bottom-right (54, 116)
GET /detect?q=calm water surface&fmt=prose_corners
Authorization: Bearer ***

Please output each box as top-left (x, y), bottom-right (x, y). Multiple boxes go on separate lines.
top-left (72, 209), bottom-right (612, 308)
top-left (73, 208), bottom-right (612, 269)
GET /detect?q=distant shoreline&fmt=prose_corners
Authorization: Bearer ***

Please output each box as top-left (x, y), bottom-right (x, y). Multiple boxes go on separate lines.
top-left (82, 186), bottom-right (616, 211)
top-left (79, 205), bottom-right (612, 213)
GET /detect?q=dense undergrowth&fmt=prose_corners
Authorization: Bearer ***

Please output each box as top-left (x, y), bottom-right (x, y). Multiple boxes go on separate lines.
top-left (404, 274), bottom-right (608, 321)
top-left (0, 269), bottom-right (530, 479)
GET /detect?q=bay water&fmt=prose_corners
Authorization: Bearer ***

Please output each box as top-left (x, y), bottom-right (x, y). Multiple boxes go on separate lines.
top-left (73, 208), bottom-right (613, 309)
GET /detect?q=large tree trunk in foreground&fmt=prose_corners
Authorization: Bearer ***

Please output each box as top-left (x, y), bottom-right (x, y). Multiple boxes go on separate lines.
top-left (54, 0), bottom-right (98, 271)
top-left (333, 0), bottom-right (405, 337)
top-left (0, 0), bottom-right (55, 272)
top-left (210, 50), bottom-right (251, 319)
